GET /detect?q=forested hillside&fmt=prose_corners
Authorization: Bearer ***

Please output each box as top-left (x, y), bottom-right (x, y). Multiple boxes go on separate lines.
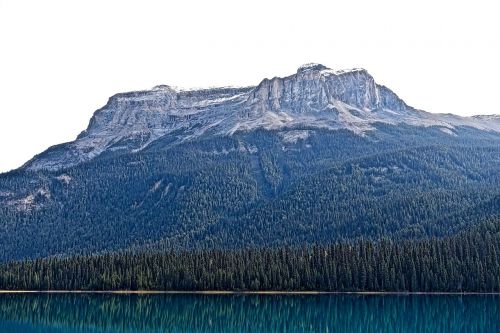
top-left (0, 126), bottom-right (499, 261)
top-left (0, 221), bottom-right (498, 292)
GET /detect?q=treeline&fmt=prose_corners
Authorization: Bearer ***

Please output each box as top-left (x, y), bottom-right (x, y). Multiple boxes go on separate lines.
top-left (0, 222), bottom-right (498, 292)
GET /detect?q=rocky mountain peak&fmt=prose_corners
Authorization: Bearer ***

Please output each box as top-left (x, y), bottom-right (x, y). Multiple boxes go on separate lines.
top-left (249, 64), bottom-right (380, 114)
top-left (296, 63), bottom-right (329, 73)
top-left (152, 84), bottom-right (177, 93)
top-left (22, 64), bottom-right (500, 171)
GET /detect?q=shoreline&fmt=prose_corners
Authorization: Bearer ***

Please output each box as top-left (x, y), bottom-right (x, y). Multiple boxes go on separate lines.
top-left (0, 290), bottom-right (498, 295)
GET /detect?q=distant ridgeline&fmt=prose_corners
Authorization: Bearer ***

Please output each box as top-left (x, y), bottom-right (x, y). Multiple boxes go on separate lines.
top-left (0, 221), bottom-right (498, 292)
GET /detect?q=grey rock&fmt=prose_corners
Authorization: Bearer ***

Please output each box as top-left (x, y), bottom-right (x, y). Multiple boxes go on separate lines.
top-left (24, 63), bottom-right (500, 171)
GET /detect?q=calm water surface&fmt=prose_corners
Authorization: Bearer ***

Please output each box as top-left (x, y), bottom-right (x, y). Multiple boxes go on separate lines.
top-left (0, 293), bottom-right (497, 333)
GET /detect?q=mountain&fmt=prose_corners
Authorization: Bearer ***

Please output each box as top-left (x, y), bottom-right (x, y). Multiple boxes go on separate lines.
top-left (23, 63), bottom-right (500, 171)
top-left (0, 63), bottom-right (499, 261)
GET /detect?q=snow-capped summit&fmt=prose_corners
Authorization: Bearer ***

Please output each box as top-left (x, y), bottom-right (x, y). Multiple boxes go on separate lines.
top-left (297, 63), bottom-right (329, 73)
top-left (151, 84), bottom-right (176, 92)
top-left (297, 63), bottom-right (368, 76)
top-left (23, 64), bottom-right (500, 171)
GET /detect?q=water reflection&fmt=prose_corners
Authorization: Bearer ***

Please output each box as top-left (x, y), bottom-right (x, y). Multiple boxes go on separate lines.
top-left (0, 293), bottom-right (497, 333)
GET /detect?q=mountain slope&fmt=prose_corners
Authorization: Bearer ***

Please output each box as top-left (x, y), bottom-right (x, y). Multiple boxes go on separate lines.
top-left (0, 64), bottom-right (499, 261)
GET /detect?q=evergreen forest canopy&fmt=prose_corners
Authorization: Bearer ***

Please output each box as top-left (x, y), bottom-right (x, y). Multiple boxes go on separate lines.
top-left (0, 126), bottom-right (499, 262)
top-left (0, 221), bottom-right (498, 292)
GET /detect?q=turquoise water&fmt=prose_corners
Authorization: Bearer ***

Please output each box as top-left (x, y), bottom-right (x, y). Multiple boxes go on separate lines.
top-left (0, 294), bottom-right (497, 332)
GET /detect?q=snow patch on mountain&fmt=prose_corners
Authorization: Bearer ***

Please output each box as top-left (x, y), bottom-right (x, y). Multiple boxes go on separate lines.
top-left (440, 127), bottom-right (457, 136)
top-left (280, 130), bottom-right (311, 143)
top-left (5, 187), bottom-right (51, 211)
top-left (55, 174), bottom-right (72, 184)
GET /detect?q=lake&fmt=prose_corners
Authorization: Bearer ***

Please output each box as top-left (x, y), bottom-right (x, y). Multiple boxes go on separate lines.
top-left (0, 293), bottom-right (497, 332)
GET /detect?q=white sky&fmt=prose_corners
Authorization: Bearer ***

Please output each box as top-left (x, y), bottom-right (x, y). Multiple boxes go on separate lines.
top-left (0, 0), bottom-right (499, 172)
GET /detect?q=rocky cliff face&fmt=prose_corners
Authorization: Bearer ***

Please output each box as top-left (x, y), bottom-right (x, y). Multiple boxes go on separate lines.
top-left (24, 63), bottom-right (500, 171)
top-left (248, 65), bottom-right (385, 114)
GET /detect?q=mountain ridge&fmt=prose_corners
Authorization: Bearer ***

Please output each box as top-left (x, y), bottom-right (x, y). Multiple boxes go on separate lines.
top-left (22, 63), bottom-right (500, 171)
